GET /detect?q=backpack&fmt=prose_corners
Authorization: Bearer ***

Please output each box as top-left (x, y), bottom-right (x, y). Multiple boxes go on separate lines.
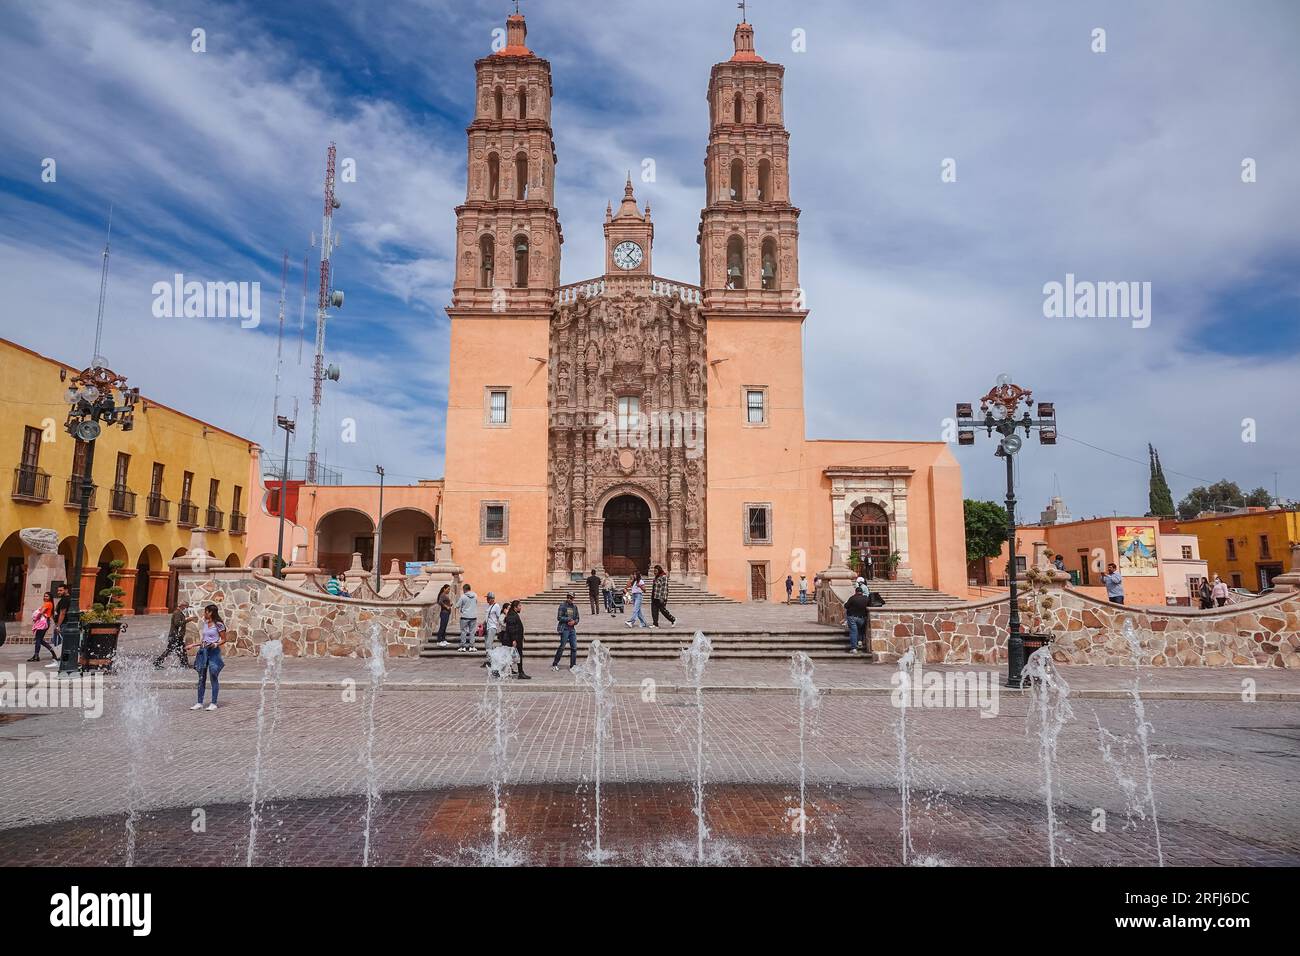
top-left (32, 609), bottom-right (49, 632)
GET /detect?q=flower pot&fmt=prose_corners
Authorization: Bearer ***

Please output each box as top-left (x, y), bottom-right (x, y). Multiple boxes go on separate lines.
top-left (80, 621), bottom-right (125, 671)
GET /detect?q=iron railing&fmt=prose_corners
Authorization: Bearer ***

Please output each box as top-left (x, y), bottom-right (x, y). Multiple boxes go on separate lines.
top-left (12, 465), bottom-right (51, 502)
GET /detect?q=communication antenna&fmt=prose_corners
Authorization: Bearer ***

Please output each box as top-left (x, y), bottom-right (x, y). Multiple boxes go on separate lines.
top-left (297, 254), bottom-right (308, 364)
top-left (272, 251), bottom-right (288, 431)
top-left (92, 204), bottom-right (114, 366)
top-left (306, 142), bottom-right (344, 484)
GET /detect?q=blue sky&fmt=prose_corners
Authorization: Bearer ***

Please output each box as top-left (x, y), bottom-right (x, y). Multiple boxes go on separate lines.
top-left (1, 0), bottom-right (1297, 517)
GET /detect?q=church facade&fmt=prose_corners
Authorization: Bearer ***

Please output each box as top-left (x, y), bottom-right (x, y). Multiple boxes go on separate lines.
top-left (439, 13), bottom-right (968, 602)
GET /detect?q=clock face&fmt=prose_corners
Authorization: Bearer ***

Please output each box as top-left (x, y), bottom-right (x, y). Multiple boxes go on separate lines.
top-left (612, 240), bottom-right (643, 270)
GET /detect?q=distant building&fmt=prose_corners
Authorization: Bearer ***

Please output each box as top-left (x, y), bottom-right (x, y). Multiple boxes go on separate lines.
top-left (1039, 495), bottom-right (1072, 525)
top-left (1161, 509), bottom-right (1300, 592)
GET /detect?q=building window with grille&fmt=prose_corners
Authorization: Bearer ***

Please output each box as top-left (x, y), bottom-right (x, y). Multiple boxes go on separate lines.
top-left (743, 503), bottom-right (772, 545)
top-left (1259, 535), bottom-right (1271, 558)
top-left (744, 387), bottom-right (767, 425)
top-left (1225, 538), bottom-right (1236, 560)
top-left (1181, 545), bottom-right (1192, 560)
top-left (485, 387), bottom-right (510, 426)
top-left (481, 501), bottom-right (509, 544)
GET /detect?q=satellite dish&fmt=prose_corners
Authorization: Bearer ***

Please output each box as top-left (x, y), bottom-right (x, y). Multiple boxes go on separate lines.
top-left (325, 364), bottom-right (341, 382)
top-left (75, 420), bottom-right (102, 442)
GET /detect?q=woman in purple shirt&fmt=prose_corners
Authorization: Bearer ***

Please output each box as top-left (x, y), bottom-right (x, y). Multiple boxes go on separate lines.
top-left (186, 604), bottom-right (229, 711)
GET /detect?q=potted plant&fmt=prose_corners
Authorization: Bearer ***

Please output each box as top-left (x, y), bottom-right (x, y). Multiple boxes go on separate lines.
top-left (79, 559), bottom-right (128, 670)
top-left (886, 550), bottom-right (902, 581)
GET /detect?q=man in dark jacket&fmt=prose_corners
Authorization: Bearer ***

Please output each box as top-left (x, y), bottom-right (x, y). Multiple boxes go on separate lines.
top-left (154, 601), bottom-right (191, 669)
top-left (500, 600), bottom-right (531, 679)
top-left (585, 569), bottom-right (602, 615)
top-left (552, 593), bottom-right (580, 671)
top-left (844, 590), bottom-right (871, 654)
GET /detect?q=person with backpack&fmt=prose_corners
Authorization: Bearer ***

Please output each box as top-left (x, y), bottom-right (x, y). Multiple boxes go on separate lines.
top-left (552, 593), bottom-right (580, 671)
top-left (28, 592), bottom-right (57, 664)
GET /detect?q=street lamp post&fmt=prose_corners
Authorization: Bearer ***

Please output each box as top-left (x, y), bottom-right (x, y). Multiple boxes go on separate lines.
top-left (274, 416), bottom-right (295, 578)
top-left (374, 465), bottom-right (385, 592)
top-left (954, 377), bottom-right (1057, 687)
top-left (59, 365), bottom-right (139, 676)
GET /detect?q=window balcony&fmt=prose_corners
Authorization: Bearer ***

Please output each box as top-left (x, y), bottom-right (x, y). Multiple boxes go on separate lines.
top-left (178, 500), bottom-right (199, 528)
top-left (11, 465), bottom-right (51, 503)
top-left (205, 507), bottom-right (225, 531)
top-left (145, 493), bottom-right (171, 523)
top-left (108, 484), bottom-right (137, 517)
top-left (64, 478), bottom-right (97, 510)
top-left (229, 511), bottom-right (247, 535)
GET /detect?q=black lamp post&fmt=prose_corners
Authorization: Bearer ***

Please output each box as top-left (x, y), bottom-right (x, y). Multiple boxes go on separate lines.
top-left (59, 365), bottom-right (139, 676)
top-left (954, 377), bottom-right (1057, 687)
top-left (374, 465), bottom-right (385, 592)
top-left (274, 416), bottom-right (295, 577)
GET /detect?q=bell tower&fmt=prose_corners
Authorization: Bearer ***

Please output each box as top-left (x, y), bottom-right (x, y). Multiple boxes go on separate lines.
top-left (442, 10), bottom-right (562, 598)
top-left (603, 175), bottom-right (654, 277)
top-left (697, 19), bottom-right (802, 314)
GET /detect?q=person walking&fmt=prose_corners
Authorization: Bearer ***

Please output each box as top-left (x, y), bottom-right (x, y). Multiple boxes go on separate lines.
top-left (844, 587), bottom-right (871, 654)
top-left (28, 592), bottom-right (57, 664)
top-left (586, 569), bottom-right (602, 616)
top-left (434, 584), bottom-right (452, 646)
top-left (1198, 578), bottom-right (1213, 610)
top-left (1101, 563), bottom-right (1125, 605)
top-left (785, 574), bottom-right (794, 604)
top-left (552, 592), bottom-right (580, 671)
top-left (502, 599), bottom-right (531, 679)
top-left (624, 573), bottom-right (648, 628)
top-left (456, 582), bottom-right (479, 652)
top-left (1053, 554), bottom-right (1067, 573)
top-left (154, 601), bottom-right (191, 669)
top-left (601, 570), bottom-right (616, 615)
top-left (186, 604), bottom-right (228, 711)
top-left (650, 564), bottom-right (676, 628)
top-left (1211, 575), bottom-right (1229, 607)
top-left (798, 574), bottom-right (808, 605)
top-left (480, 592), bottom-right (503, 668)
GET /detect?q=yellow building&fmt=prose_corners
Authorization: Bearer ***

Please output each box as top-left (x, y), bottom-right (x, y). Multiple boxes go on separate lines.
top-left (1161, 509), bottom-right (1300, 592)
top-left (1, 337), bottom-right (257, 622)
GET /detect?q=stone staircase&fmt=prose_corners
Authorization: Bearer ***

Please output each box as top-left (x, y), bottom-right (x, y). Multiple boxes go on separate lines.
top-left (419, 627), bottom-right (868, 661)
top-left (520, 581), bottom-right (738, 606)
top-left (848, 580), bottom-right (966, 610)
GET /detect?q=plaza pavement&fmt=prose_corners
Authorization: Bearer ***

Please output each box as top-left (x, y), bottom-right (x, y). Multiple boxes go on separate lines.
top-left (0, 612), bottom-right (1297, 865)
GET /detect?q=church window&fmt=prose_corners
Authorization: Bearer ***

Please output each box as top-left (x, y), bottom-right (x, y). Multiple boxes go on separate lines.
top-left (513, 235), bottom-right (530, 287)
top-left (730, 159), bottom-right (744, 201)
top-left (478, 235), bottom-right (495, 287)
top-left (480, 501), bottom-right (509, 544)
top-left (515, 152), bottom-right (528, 199)
top-left (757, 159), bottom-right (771, 201)
top-left (756, 92), bottom-right (765, 123)
top-left (761, 237), bottom-right (778, 290)
top-left (487, 153), bottom-right (500, 200)
top-left (617, 396), bottom-right (641, 433)
top-left (744, 503), bottom-right (773, 545)
top-left (494, 87), bottom-right (503, 120)
top-left (517, 87), bottom-right (527, 118)
top-left (733, 91), bottom-right (743, 123)
top-left (745, 387), bottom-right (767, 424)
top-left (726, 235), bottom-right (745, 289)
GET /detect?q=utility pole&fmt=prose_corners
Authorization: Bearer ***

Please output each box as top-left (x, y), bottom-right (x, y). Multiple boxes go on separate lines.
top-left (275, 417), bottom-right (295, 577)
top-left (374, 465), bottom-right (386, 592)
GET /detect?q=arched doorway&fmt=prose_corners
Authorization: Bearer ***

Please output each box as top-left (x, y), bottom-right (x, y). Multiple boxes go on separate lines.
top-left (134, 545), bottom-right (163, 615)
top-left (849, 502), bottom-right (891, 580)
top-left (316, 508), bottom-right (376, 574)
top-left (93, 541), bottom-right (129, 613)
top-left (602, 494), bottom-right (650, 576)
top-left (0, 531), bottom-right (24, 621)
top-left (377, 508), bottom-right (437, 572)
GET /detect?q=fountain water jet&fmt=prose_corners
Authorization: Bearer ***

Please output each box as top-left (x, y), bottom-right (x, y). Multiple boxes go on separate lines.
top-left (245, 639), bottom-right (284, 866)
top-left (894, 648), bottom-right (914, 865)
top-left (1120, 619), bottom-right (1164, 866)
top-left (789, 652), bottom-right (821, 865)
top-left (360, 625), bottom-right (387, 866)
top-left (118, 653), bottom-right (162, 866)
top-left (482, 644), bottom-right (518, 864)
top-left (1021, 646), bottom-right (1074, 867)
top-left (573, 640), bottom-right (616, 864)
top-left (681, 631), bottom-right (712, 864)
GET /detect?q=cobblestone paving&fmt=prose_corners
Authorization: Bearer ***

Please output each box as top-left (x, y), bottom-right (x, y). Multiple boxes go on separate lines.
top-left (0, 668), bottom-right (1297, 866)
top-left (4, 783), bottom-right (1294, 867)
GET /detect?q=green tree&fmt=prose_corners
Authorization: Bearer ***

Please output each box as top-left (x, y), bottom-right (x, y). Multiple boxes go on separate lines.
top-left (965, 499), bottom-right (1009, 563)
top-left (1177, 480), bottom-right (1247, 519)
top-left (1147, 444), bottom-right (1175, 517)
top-left (1245, 486), bottom-right (1274, 507)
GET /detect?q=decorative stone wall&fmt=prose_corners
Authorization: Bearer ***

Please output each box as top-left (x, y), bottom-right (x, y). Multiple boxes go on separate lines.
top-left (178, 570), bottom-right (438, 659)
top-left (819, 587), bottom-right (1300, 668)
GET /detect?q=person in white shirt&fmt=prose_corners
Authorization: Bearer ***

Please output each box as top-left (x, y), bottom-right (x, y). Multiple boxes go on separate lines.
top-left (798, 575), bottom-right (809, 605)
top-left (1211, 575), bottom-right (1229, 607)
top-left (481, 592), bottom-right (503, 667)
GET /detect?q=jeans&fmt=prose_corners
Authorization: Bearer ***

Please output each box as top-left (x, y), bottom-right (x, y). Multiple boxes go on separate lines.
top-left (436, 608), bottom-right (450, 641)
top-left (459, 617), bottom-right (477, 647)
top-left (195, 647), bottom-right (224, 704)
top-left (799, 590), bottom-right (807, 605)
top-left (552, 626), bottom-right (577, 668)
top-left (603, 589), bottom-right (614, 613)
top-left (485, 625), bottom-right (499, 652)
top-left (31, 629), bottom-right (57, 660)
top-left (1108, 596), bottom-right (1125, 605)
top-left (847, 615), bottom-right (866, 652)
top-left (651, 598), bottom-right (675, 626)
top-left (627, 592), bottom-right (646, 627)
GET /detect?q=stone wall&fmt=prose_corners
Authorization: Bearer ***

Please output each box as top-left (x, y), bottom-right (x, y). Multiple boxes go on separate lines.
top-left (819, 585), bottom-right (1300, 668)
top-left (178, 570), bottom-right (436, 659)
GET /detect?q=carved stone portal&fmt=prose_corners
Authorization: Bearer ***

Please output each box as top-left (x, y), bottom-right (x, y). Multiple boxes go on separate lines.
top-left (548, 288), bottom-right (707, 582)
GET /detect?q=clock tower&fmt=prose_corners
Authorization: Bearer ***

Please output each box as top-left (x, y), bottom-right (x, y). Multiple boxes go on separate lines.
top-left (603, 175), bottom-right (653, 276)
